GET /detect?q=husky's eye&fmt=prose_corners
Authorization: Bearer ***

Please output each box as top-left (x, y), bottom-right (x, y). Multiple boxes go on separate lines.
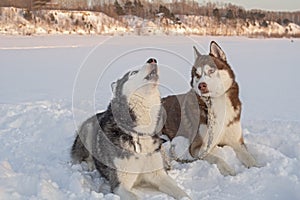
top-left (130, 70), bottom-right (138, 76)
top-left (195, 73), bottom-right (201, 79)
top-left (208, 69), bottom-right (216, 75)
top-left (194, 67), bottom-right (202, 79)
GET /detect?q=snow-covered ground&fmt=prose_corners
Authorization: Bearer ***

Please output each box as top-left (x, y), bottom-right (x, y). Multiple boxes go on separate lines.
top-left (0, 35), bottom-right (300, 199)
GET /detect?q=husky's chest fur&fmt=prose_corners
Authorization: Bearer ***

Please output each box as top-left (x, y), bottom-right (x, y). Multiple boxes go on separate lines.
top-left (199, 89), bottom-right (241, 149)
top-left (97, 109), bottom-right (164, 173)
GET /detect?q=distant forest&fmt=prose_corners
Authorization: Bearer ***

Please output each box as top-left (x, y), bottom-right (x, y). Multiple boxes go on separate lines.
top-left (1, 0), bottom-right (300, 26)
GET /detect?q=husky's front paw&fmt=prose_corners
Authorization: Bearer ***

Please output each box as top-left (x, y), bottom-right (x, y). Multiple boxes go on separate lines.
top-left (242, 155), bottom-right (257, 168)
top-left (203, 153), bottom-right (236, 176)
top-left (218, 165), bottom-right (236, 176)
top-left (215, 158), bottom-right (236, 176)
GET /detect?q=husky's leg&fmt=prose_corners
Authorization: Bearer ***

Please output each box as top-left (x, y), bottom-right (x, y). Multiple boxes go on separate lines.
top-left (231, 142), bottom-right (257, 168)
top-left (71, 135), bottom-right (89, 163)
top-left (196, 124), bottom-right (222, 159)
top-left (85, 155), bottom-right (95, 171)
top-left (113, 173), bottom-right (139, 200)
top-left (160, 143), bottom-right (172, 170)
top-left (203, 148), bottom-right (236, 176)
top-left (145, 170), bottom-right (190, 199)
top-left (71, 134), bottom-right (96, 171)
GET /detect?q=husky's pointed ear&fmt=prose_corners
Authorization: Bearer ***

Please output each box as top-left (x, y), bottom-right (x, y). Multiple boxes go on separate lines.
top-left (210, 41), bottom-right (227, 62)
top-left (111, 81), bottom-right (117, 92)
top-left (193, 46), bottom-right (201, 59)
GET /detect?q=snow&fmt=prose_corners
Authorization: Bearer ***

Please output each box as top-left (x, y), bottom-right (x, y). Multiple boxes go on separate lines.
top-left (0, 35), bottom-right (300, 199)
top-left (165, 136), bottom-right (194, 161)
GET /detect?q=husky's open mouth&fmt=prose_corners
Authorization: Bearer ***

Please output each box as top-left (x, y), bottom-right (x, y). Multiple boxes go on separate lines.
top-left (145, 66), bottom-right (158, 81)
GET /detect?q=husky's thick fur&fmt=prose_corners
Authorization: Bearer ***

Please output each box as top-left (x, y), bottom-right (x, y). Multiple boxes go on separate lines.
top-left (71, 59), bottom-right (189, 199)
top-left (162, 42), bottom-right (257, 176)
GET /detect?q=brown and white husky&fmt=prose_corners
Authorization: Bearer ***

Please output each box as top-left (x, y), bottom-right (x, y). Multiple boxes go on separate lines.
top-left (161, 41), bottom-right (257, 176)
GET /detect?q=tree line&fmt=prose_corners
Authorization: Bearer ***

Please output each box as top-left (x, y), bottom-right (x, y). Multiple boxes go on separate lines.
top-left (1, 0), bottom-right (299, 26)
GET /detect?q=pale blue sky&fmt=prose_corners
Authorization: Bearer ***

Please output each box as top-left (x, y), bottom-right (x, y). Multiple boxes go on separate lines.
top-left (200, 0), bottom-right (300, 11)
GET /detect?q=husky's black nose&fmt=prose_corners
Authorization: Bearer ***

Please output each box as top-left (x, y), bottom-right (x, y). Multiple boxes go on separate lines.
top-left (199, 82), bottom-right (209, 94)
top-left (147, 58), bottom-right (157, 64)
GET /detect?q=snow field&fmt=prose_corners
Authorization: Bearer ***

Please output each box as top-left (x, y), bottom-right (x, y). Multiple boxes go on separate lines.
top-left (0, 35), bottom-right (299, 199)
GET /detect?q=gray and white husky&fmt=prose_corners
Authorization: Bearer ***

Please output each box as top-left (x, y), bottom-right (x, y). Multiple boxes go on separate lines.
top-left (162, 42), bottom-right (257, 176)
top-left (71, 59), bottom-right (190, 199)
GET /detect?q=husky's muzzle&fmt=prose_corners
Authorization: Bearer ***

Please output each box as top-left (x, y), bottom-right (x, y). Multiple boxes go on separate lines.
top-left (145, 58), bottom-right (158, 81)
top-left (199, 82), bottom-right (209, 94)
